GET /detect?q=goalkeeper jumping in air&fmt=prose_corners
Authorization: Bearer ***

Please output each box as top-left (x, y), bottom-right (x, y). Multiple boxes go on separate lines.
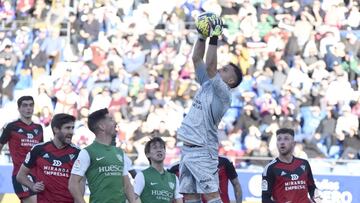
top-left (177, 12), bottom-right (243, 203)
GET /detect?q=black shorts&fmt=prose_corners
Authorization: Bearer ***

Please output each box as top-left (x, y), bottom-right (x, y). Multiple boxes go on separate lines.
top-left (12, 174), bottom-right (36, 199)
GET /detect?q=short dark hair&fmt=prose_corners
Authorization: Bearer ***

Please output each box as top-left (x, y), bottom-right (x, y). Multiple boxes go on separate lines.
top-left (144, 137), bottom-right (166, 164)
top-left (229, 62), bottom-right (243, 88)
top-left (51, 113), bottom-right (75, 133)
top-left (87, 108), bottom-right (109, 133)
top-left (276, 128), bottom-right (295, 137)
top-left (17, 96), bottom-right (34, 107)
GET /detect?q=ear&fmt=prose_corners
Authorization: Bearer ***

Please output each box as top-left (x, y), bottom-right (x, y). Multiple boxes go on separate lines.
top-left (53, 127), bottom-right (60, 134)
top-left (97, 120), bottom-right (105, 131)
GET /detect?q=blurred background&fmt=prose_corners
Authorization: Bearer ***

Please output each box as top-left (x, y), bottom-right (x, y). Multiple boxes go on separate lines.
top-left (0, 0), bottom-right (359, 202)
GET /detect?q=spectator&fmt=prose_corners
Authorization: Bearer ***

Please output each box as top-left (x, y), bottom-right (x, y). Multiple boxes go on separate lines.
top-left (0, 70), bottom-right (18, 105)
top-left (23, 42), bottom-right (48, 79)
top-left (313, 105), bottom-right (337, 155)
top-left (41, 27), bottom-right (62, 70)
top-left (0, 44), bottom-right (18, 72)
top-left (79, 12), bottom-right (100, 50)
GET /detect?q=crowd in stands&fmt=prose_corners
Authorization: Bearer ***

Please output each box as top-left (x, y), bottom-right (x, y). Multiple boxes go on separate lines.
top-left (0, 0), bottom-right (359, 167)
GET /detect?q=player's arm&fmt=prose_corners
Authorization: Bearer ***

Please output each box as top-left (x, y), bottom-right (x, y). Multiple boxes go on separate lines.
top-left (0, 123), bottom-right (11, 154)
top-left (123, 154), bottom-right (137, 203)
top-left (124, 174), bottom-right (137, 203)
top-left (69, 149), bottom-right (90, 203)
top-left (262, 165), bottom-right (275, 203)
top-left (192, 37), bottom-right (206, 71)
top-left (191, 37), bottom-right (211, 85)
top-left (17, 164), bottom-right (45, 192)
top-left (174, 176), bottom-right (183, 203)
top-left (205, 38), bottom-right (217, 78)
top-left (306, 161), bottom-right (318, 202)
top-left (230, 177), bottom-right (242, 203)
top-left (205, 17), bottom-right (223, 78)
top-left (133, 171), bottom-right (144, 203)
top-left (224, 157), bottom-right (242, 203)
top-left (16, 147), bottom-right (45, 192)
top-left (68, 174), bottom-right (86, 203)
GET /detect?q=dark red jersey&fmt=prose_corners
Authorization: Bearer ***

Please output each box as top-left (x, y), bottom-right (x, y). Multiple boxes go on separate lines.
top-left (24, 141), bottom-right (80, 203)
top-left (262, 157), bottom-right (316, 203)
top-left (217, 156), bottom-right (238, 203)
top-left (0, 119), bottom-right (43, 175)
top-left (168, 156), bottom-right (238, 203)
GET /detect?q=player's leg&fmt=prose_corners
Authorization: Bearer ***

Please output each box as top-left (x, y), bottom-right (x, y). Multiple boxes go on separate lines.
top-left (183, 193), bottom-right (201, 203)
top-left (21, 195), bottom-right (36, 203)
top-left (204, 191), bottom-right (222, 203)
top-left (180, 147), bottom-right (201, 203)
top-left (193, 150), bottom-right (221, 203)
top-left (12, 174), bottom-right (36, 203)
top-left (180, 159), bottom-right (200, 202)
top-left (181, 146), bottom-right (220, 202)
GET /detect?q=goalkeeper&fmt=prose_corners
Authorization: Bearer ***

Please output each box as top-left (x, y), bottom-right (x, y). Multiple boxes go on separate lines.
top-left (177, 13), bottom-right (243, 203)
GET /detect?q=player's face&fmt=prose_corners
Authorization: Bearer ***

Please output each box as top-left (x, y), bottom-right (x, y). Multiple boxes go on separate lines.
top-left (57, 122), bottom-right (75, 145)
top-left (18, 100), bottom-right (34, 119)
top-left (103, 114), bottom-right (117, 138)
top-left (147, 142), bottom-right (166, 163)
top-left (276, 133), bottom-right (295, 156)
top-left (219, 64), bottom-right (236, 88)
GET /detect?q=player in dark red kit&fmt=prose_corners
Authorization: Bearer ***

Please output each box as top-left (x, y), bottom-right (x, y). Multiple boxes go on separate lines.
top-left (16, 113), bottom-right (81, 203)
top-left (0, 96), bottom-right (43, 203)
top-left (262, 128), bottom-right (319, 203)
top-left (168, 156), bottom-right (243, 203)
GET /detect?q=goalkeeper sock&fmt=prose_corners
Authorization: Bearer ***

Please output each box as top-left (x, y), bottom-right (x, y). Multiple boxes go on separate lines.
top-left (209, 36), bottom-right (218, 45)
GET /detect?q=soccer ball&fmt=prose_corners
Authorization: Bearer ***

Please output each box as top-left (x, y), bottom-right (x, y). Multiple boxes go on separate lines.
top-left (195, 12), bottom-right (219, 38)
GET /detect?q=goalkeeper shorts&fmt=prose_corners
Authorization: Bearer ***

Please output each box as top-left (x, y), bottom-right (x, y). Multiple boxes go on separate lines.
top-left (179, 145), bottom-right (219, 194)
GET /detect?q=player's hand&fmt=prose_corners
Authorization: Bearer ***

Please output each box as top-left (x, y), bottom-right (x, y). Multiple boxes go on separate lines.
top-left (196, 12), bottom-right (211, 39)
top-left (209, 17), bottom-right (223, 37)
top-left (311, 188), bottom-right (322, 203)
top-left (31, 181), bottom-right (45, 192)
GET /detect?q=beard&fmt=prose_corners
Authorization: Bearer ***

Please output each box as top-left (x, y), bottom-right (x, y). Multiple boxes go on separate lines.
top-left (279, 147), bottom-right (292, 156)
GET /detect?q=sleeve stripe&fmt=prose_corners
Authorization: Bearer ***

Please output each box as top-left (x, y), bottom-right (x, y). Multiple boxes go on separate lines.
top-left (263, 158), bottom-right (277, 176)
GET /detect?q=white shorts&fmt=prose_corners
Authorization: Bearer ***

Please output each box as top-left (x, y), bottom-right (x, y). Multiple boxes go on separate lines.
top-left (179, 145), bottom-right (219, 194)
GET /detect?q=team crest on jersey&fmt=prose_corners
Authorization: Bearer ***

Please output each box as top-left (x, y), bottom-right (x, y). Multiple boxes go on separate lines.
top-left (116, 154), bottom-right (123, 162)
top-left (69, 154), bottom-right (75, 160)
top-left (301, 165), bottom-right (306, 171)
top-left (168, 182), bottom-right (175, 190)
top-left (27, 133), bottom-right (33, 139)
top-left (34, 129), bottom-right (38, 135)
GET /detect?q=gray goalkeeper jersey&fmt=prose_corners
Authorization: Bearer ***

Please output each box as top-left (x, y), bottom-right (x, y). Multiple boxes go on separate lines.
top-left (177, 63), bottom-right (231, 153)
